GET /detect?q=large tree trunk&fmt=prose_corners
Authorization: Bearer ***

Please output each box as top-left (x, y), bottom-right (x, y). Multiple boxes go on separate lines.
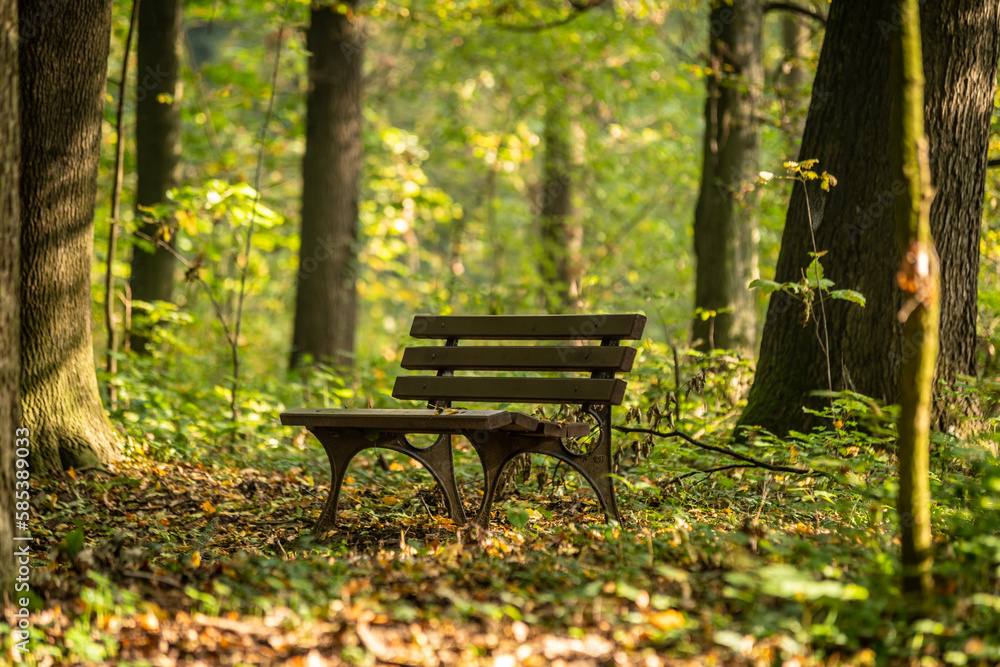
top-left (691, 0), bottom-right (763, 354)
top-left (1, 0), bottom-right (19, 591)
top-left (129, 0), bottom-right (183, 354)
top-left (290, 2), bottom-right (364, 370)
top-left (537, 92), bottom-right (583, 313)
top-left (738, 0), bottom-right (1000, 436)
top-left (19, 0), bottom-right (119, 474)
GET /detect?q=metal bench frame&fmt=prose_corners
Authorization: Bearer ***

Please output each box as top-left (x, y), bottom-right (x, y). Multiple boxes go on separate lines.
top-left (280, 313), bottom-right (645, 532)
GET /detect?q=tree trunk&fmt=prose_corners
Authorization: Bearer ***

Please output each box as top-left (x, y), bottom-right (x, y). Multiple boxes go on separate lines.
top-left (290, 2), bottom-right (364, 370)
top-left (19, 0), bottom-right (119, 474)
top-left (692, 0), bottom-right (763, 354)
top-left (779, 12), bottom-right (811, 152)
top-left (538, 92), bottom-right (583, 313)
top-left (891, 0), bottom-right (936, 607)
top-left (129, 0), bottom-right (183, 354)
top-left (738, 0), bottom-right (1000, 437)
top-left (1, 0), bottom-right (19, 591)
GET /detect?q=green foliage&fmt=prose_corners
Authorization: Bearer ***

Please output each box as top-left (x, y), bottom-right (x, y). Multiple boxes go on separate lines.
top-left (58, 1), bottom-right (1000, 664)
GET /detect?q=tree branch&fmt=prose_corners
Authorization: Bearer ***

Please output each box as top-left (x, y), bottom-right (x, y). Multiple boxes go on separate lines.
top-left (764, 2), bottom-right (827, 24)
top-left (988, 157), bottom-right (1000, 168)
top-left (612, 425), bottom-right (814, 475)
top-left (495, 0), bottom-right (605, 32)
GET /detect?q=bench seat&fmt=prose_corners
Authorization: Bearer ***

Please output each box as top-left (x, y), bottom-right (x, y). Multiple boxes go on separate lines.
top-left (280, 408), bottom-right (591, 438)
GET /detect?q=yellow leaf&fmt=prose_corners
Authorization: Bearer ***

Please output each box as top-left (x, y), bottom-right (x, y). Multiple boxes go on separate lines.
top-left (67, 468), bottom-right (77, 480)
top-left (176, 209), bottom-right (198, 235)
top-left (648, 609), bottom-right (685, 631)
top-left (139, 611), bottom-right (159, 631)
top-left (202, 501), bottom-right (216, 513)
top-left (191, 550), bottom-right (201, 567)
top-left (381, 496), bottom-right (401, 506)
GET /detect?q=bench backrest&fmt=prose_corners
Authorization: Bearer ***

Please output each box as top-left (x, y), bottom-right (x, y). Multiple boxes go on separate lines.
top-left (392, 314), bottom-right (646, 407)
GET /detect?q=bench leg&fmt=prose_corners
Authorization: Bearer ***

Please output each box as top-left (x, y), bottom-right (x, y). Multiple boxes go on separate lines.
top-left (383, 434), bottom-right (467, 525)
top-left (463, 428), bottom-right (621, 528)
top-left (308, 428), bottom-right (376, 534)
top-left (307, 428), bottom-right (467, 533)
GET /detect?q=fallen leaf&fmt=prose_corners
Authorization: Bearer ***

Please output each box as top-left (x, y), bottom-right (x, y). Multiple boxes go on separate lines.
top-left (648, 609), bottom-right (685, 631)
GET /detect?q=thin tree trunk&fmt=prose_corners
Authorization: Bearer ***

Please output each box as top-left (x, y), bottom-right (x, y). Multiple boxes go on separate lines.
top-left (18, 0), bottom-right (120, 474)
top-left (1, 0), bottom-right (19, 591)
top-left (779, 12), bottom-right (810, 152)
top-left (891, 0), bottom-right (936, 607)
top-left (738, 0), bottom-right (1000, 437)
top-left (692, 0), bottom-right (763, 354)
top-left (129, 0), bottom-right (183, 354)
top-left (290, 1), bottom-right (364, 370)
top-left (538, 92), bottom-right (583, 313)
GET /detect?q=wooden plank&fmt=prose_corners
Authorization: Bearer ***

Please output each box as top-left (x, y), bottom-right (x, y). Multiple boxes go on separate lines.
top-left (400, 345), bottom-right (636, 372)
top-left (280, 408), bottom-right (534, 432)
top-left (392, 376), bottom-right (628, 405)
top-left (536, 421), bottom-right (591, 438)
top-left (408, 314), bottom-right (646, 340)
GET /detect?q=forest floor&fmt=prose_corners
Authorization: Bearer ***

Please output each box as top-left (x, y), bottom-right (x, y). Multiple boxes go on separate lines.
top-left (3, 422), bottom-right (999, 666)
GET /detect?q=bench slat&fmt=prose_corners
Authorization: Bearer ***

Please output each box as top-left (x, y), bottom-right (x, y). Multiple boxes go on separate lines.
top-left (399, 345), bottom-right (636, 372)
top-left (281, 408), bottom-right (529, 432)
top-left (392, 376), bottom-right (627, 405)
top-left (280, 408), bottom-right (589, 437)
top-left (409, 314), bottom-right (646, 340)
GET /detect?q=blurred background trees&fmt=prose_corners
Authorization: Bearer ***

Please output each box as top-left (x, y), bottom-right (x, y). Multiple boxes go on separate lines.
top-left (8, 0), bottom-right (1000, 462)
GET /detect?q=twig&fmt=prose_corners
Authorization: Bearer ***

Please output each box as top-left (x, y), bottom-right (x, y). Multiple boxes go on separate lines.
top-left (801, 181), bottom-right (835, 410)
top-left (120, 569), bottom-right (185, 589)
top-left (763, 2), bottom-right (826, 23)
top-left (495, 0), bottom-right (605, 32)
top-left (132, 229), bottom-right (235, 347)
top-left (612, 425), bottom-right (814, 474)
top-left (232, 0), bottom-right (290, 421)
top-left (104, 0), bottom-right (141, 408)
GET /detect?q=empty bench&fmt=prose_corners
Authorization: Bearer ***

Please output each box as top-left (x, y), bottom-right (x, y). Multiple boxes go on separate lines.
top-left (280, 313), bottom-right (646, 532)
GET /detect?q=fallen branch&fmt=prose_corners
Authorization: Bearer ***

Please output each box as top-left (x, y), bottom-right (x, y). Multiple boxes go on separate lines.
top-left (611, 425), bottom-right (814, 475)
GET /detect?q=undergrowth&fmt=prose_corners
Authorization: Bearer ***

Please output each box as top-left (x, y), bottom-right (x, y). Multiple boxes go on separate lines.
top-left (4, 342), bottom-right (999, 666)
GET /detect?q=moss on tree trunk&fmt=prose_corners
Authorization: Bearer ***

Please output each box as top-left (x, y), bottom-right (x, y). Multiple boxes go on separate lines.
top-left (891, 0), bottom-right (936, 607)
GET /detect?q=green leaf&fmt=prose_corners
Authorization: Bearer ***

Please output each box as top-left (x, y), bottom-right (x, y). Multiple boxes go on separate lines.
top-left (748, 279), bottom-right (785, 296)
top-left (64, 528), bottom-right (85, 558)
top-left (828, 289), bottom-right (867, 307)
top-left (507, 506), bottom-right (530, 529)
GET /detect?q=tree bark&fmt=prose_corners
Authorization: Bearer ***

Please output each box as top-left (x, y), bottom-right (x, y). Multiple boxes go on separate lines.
top-left (18, 0), bottom-right (120, 474)
top-left (692, 0), bottom-right (763, 354)
top-left (1, 0), bottom-right (19, 591)
top-left (538, 92), bottom-right (583, 313)
top-left (290, 2), bottom-right (365, 370)
top-left (738, 0), bottom-right (1000, 436)
top-left (779, 12), bottom-right (811, 151)
top-left (129, 0), bottom-right (183, 354)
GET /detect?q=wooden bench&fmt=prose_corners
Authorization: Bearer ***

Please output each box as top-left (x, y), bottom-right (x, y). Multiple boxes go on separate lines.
top-left (280, 313), bottom-right (646, 532)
